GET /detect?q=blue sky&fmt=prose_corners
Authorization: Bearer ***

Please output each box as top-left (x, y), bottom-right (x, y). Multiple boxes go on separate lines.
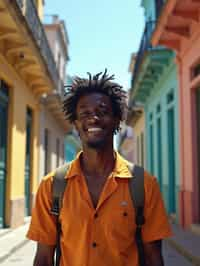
top-left (44, 0), bottom-right (144, 89)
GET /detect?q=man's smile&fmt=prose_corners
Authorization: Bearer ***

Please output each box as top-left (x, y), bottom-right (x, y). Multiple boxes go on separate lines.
top-left (87, 127), bottom-right (103, 132)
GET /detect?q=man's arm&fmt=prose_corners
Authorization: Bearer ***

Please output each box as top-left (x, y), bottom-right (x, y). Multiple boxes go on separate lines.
top-left (33, 243), bottom-right (55, 266)
top-left (144, 240), bottom-right (164, 266)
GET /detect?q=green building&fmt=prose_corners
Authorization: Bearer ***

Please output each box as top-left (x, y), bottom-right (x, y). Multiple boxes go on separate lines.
top-left (129, 0), bottom-right (180, 221)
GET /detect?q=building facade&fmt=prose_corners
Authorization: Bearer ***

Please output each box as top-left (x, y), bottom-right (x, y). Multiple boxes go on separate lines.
top-left (152, 0), bottom-right (200, 229)
top-left (0, 0), bottom-right (70, 228)
top-left (37, 14), bottom-right (71, 180)
top-left (126, 54), bottom-right (146, 167)
top-left (129, 0), bottom-right (180, 221)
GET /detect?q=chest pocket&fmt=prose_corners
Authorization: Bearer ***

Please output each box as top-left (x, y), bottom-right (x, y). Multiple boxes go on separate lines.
top-left (106, 201), bottom-right (136, 252)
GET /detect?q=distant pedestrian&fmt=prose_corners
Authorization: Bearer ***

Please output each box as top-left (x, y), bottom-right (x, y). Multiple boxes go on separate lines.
top-left (27, 69), bottom-right (172, 266)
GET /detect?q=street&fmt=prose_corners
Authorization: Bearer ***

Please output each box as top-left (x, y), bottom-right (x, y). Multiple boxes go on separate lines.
top-left (1, 240), bottom-right (193, 266)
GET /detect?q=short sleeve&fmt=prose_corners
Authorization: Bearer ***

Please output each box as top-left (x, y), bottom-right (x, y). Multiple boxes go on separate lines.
top-left (142, 173), bottom-right (172, 243)
top-left (26, 177), bottom-right (57, 245)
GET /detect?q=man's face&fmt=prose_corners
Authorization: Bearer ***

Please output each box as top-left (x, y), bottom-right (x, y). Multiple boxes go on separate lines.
top-left (74, 92), bottom-right (119, 149)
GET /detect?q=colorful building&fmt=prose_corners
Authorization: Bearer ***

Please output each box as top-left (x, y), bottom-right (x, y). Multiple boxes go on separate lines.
top-left (117, 124), bottom-right (136, 163)
top-left (0, 0), bottom-right (70, 228)
top-left (129, 0), bottom-right (180, 221)
top-left (38, 15), bottom-right (71, 180)
top-left (152, 0), bottom-right (200, 229)
top-left (126, 54), bottom-right (146, 167)
top-left (126, 104), bottom-right (145, 168)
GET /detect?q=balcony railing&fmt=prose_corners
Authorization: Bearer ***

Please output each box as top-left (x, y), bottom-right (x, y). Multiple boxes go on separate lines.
top-left (155, 0), bottom-right (165, 19)
top-left (131, 20), bottom-right (156, 88)
top-left (15, 0), bottom-right (62, 92)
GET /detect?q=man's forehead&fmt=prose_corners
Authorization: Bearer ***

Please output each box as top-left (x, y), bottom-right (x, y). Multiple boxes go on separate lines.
top-left (77, 93), bottom-right (111, 107)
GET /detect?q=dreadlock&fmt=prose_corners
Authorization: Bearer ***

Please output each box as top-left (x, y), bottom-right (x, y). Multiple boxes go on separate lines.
top-left (63, 69), bottom-right (128, 133)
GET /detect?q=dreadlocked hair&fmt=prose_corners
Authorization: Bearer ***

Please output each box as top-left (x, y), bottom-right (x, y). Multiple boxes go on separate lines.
top-left (63, 69), bottom-right (128, 133)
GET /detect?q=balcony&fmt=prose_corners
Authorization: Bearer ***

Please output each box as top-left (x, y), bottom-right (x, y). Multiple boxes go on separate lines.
top-left (130, 20), bottom-right (172, 103)
top-left (131, 20), bottom-right (156, 89)
top-left (152, 0), bottom-right (200, 51)
top-left (15, 0), bottom-right (61, 91)
top-left (0, 0), bottom-right (63, 96)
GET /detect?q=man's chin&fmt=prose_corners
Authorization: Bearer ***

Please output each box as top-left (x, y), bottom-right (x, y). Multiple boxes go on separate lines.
top-left (86, 139), bottom-right (106, 149)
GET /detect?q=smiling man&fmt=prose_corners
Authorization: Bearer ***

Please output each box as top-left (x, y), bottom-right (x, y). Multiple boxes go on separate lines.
top-left (27, 70), bottom-right (172, 266)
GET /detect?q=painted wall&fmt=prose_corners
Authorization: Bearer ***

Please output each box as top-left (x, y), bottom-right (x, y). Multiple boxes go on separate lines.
top-left (38, 107), bottom-right (65, 181)
top-left (145, 59), bottom-right (180, 219)
top-left (133, 113), bottom-right (146, 167)
top-left (0, 54), bottom-right (39, 227)
top-left (45, 27), bottom-right (66, 82)
top-left (176, 25), bottom-right (200, 227)
top-left (118, 126), bottom-right (135, 163)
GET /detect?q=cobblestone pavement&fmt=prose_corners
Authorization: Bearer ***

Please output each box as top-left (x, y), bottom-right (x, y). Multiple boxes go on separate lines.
top-left (1, 240), bottom-right (194, 265)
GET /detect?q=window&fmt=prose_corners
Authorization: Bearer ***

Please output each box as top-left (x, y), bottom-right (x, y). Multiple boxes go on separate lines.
top-left (149, 112), bottom-right (153, 121)
top-left (167, 91), bottom-right (174, 104)
top-left (156, 104), bottom-right (161, 113)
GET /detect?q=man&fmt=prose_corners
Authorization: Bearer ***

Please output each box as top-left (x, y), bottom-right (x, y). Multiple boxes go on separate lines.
top-left (27, 70), bottom-right (172, 266)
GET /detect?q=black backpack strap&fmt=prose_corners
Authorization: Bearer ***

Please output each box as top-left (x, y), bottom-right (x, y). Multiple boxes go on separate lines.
top-left (128, 164), bottom-right (145, 266)
top-left (51, 163), bottom-right (70, 266)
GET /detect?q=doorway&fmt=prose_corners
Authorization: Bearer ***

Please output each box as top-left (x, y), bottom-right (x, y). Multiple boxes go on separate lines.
top-left (196, 89), bottom-right (200, 221)
top-left (0, 82), bottom-right (9, 228)
top-left (24, 108), bottom-right (33, 216)
top-left (167, 107), bottom-right (176, 213)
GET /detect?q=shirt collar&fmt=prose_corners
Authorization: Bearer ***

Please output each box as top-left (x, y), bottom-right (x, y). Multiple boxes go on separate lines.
top-left (65, 151), bottom-right (134, 179)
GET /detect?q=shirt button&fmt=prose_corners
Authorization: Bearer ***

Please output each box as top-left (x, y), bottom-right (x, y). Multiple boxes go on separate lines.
top-left (92, 242), bottom-right (97, 248)
top-left (94, 213), bottom-right (98, 218)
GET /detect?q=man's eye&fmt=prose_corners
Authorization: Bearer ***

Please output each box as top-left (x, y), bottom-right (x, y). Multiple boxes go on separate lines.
top-left (99, 110), bottom-right (109, 116)
top-left (79, 112), bottom-right (89, 118)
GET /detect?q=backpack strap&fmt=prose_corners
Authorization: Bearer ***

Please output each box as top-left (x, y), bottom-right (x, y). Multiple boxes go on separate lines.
top-left (129, 164), bottom-right (146, 266)
top-left (51, 162), bottom-right (70, 266)
top-left (50, 163), bottom-right (70, 216)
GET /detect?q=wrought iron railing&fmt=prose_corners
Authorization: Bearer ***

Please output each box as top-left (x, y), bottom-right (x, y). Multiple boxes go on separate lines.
top-left (15, 0), bottom-right (63, 93)
top-left (131, 20), bottom-right (156, 89)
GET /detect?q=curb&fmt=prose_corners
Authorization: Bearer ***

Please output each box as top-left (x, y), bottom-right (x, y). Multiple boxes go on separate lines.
top-left (166, 238), bottom-right (200, 266)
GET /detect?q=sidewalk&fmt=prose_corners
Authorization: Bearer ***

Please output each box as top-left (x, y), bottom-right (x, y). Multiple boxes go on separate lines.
top-left (0, 220), bottom-right (200, 265)
top-left (166, 223), bottom-right (200, 266)
top-left (0, 218), bottom-right (30, 263)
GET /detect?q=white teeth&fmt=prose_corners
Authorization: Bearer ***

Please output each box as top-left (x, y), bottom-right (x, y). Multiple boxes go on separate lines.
top-left (87, 128), bottom-right (102, 132)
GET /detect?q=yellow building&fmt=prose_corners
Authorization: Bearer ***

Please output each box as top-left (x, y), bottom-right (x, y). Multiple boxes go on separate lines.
top-left (0, 0), bottom-right (70, 228)
top-left (126, 108), bottom-right (145, 167)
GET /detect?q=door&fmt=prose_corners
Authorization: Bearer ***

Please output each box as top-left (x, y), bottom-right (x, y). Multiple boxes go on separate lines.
top-left (0, 83), bottom-right (9, 228)
top-left (167, 107), bottom-right (176, 213)
top-left (196, 89), bottom-right (200, 220)
top-left (150, 124), bottom-right (154, 175)
top-left (24, 108), bottom-right (32, 216)
top-left (157, 117), bottom-right (163, 190)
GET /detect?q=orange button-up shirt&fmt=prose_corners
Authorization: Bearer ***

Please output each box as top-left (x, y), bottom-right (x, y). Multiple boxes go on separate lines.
top-left (27, 152), bottom-right (172, 266)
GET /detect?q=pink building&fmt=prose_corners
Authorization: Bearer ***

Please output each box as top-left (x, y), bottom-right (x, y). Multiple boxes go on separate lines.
top-left (152, 0), bottom-right (200, 229)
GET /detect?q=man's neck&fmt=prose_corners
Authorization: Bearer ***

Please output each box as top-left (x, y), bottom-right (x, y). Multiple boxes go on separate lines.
top-left (80, 146), bottom-right (116, 179)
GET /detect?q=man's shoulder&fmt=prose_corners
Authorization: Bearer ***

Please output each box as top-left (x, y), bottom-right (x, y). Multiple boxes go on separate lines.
top-left (42, 161), bottom-right (74, 182)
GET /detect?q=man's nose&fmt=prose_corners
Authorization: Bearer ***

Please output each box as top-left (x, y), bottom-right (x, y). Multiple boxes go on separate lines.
top-left (87, 113), bottom-right (100, 121)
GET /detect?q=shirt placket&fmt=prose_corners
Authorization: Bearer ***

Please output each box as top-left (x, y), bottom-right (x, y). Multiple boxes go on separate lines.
top-left (88, 177), bottom-right (118, 266)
